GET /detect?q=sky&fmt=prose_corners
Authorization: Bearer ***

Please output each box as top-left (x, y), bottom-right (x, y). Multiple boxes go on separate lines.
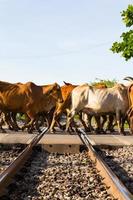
top-left (0, 0), bottom-right (132, 85)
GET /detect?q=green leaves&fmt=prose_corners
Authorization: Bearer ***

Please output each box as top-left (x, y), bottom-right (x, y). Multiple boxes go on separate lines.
top-left (121, 5), bottom-right (133, 27)
top-left (111, 4), bottom-right (133, 61)
top-left (91, 79), bottom-right (117, 88)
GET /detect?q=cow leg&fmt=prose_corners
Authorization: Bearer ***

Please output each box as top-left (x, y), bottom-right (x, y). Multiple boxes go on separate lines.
top-left (79, 112), bottom-right (91, 132)
top-left (0, 113), bottom-right (6, 133)
top-left (65, 110), bottom-right (76, 132)
top-left (50, 97), bottom-right (70, 132)
top-left (121, 115), bottom-right (128, 135)
top-left (81, 113), bottom-right (93, 132)
top-left (87, 115), bottom-right (94, 132)
top-left (33, 114), bottom-right (42, 132)
top-left (116, 110), bottom-right (122, 134)
top-left (4, 112), bottom-right (13, 130)
top-left (49, 116), bottom-right (57, 133)
top-left (106, 115), bottom-right (115, 132)
top-left (49, 104), bottom-right (63, 133)
top-left (21, 112), bottom-right (35, 133)
top-left (129, 116), bottom-right (133, 134)
top-left (54, 119), bottom-right (66, 130)
top-left (4, 112), bottom-right (19, 131)
top-left (69, 119), bottom-right (77, 132)
top-left (10, 112), bottom-right (21, 131)
top-left (34, 112), bottom-right (49, 132)
top-left (22, 118), bottom-right (35, 133)
top-left (101, 115), bottom-right (107, 132)
top-left (127, 107), bottom-right (133, 134)
top-left (95, 116), bottom-right (102, 133)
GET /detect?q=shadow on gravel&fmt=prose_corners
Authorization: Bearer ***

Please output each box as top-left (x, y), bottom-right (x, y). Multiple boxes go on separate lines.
top-left (1, 146), bottom-right (49, 200)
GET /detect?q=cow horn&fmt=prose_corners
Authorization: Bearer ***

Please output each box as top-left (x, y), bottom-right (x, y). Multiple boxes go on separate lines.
top-left (123, 76), bottom-right (133, 81)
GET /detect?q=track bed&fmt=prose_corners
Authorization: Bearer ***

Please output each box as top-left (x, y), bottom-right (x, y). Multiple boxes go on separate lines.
top-left (97, 145), bottom-right (133, 194)
top-left (1, 148), bottom-right (116, 200)
top-left (0, 145), bottom-right (25, 174)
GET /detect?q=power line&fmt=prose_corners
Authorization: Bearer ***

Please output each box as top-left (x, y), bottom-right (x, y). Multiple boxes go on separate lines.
top-left (0, 41), bottom-right (113, 60)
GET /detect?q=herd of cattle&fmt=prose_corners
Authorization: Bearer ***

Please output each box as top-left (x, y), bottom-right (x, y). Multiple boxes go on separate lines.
top-left (0, 77), bottom-right (133, 134)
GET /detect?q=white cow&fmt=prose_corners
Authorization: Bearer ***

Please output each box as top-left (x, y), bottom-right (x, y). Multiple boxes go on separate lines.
top-left (66, 83), bottom-right (129, 133)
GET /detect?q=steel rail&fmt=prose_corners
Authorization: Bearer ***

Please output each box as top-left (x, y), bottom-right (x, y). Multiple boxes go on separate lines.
top-left (77, 128), bottom-right (133, 200)
top-left (0, 127), bottom-right (48, 196)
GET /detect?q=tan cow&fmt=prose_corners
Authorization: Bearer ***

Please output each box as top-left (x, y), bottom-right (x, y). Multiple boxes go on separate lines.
top-left (66, 83), bottom-right (129, 134)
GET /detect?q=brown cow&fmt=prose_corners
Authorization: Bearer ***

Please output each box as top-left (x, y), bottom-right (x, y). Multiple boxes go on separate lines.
top-left (49, 82), bottom-right (77, 132)
top-left (125, 81), bottom-right (133, 133)
top-left (123, 76), bottom-right (133, 134)
top-left (0, 81), bottom-right (63, 132)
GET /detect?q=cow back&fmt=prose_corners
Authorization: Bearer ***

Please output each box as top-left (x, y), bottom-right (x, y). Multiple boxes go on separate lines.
top-left (70, 83), bottom-right (128, 114)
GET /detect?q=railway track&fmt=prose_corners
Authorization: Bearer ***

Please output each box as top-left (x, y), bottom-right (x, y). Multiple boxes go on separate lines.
top-left (0, 129), bottom-right (133, 199)
top-left (97, 145), bottom-right (133, 194)
top-left (77, 128), bottom-right (133, 200)
top-left (0, 127), bottom-right (48, 195)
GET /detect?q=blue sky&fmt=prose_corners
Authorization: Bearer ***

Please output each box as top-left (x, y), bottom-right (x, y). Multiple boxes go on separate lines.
top-left (0, 0), bottom-right (132, 85)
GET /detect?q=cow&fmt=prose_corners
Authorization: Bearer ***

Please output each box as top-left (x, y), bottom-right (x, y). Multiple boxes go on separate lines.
top-left (0, 81), bottom-right (63, 132)
top-left (81, 82), bottom-right (108, 133)
top-left (65, 83), bottom-right (129, 134)
top-left (49, 81), bottom-right (108, 133)
top-left (123, 76), bottom-right (133, 134)
top-left (49, 82), bottom-right (77, 132)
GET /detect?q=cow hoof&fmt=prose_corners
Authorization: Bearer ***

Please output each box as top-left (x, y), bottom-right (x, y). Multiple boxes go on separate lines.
top-left (38, 128), bottom-right (42, 133)
top-left (28, 130), bottom-right (33, 134)
top-left (49, 129), bottom-right (55, 134)
top-left (84, 128), bottom-right (91, 132)
top-left (65, 128), bottom-right (68, 132)
top-left (65, 128), bottom-right (73, 134)
top-left (60, 124), bottom-right (66, 131)
top-left (21, 126), bottom-right (25, 131)
top-left (14, 128), bottom-right (19, 132)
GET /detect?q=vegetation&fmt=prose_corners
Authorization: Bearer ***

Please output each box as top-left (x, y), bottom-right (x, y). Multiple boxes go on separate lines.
top-left (111, 4), bottom-right (133, 60)
top-left (91, 79), bottom-right (117, 88)
top-left (16, 113), bottom-right (28, 121)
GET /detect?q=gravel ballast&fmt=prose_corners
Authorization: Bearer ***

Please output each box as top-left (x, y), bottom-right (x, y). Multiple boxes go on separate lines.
top-left (1, 149), bottom-right (117, 200)
top-left (0, 145), bottom-right (25, 173)
top-left (97, 145), bottom-right (133, 194)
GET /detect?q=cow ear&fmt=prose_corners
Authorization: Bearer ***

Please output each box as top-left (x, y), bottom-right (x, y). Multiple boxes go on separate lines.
top-left (63, 81), bottom-right (67, 85)
top-left (63, 81), bottom-right (71, 85)
top-left (57, 84), bottom-right (60, 90)
top-left (54, 83), bottom-right (60, 90)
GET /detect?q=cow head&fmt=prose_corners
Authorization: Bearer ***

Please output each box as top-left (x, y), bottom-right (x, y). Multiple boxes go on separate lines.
top-left (52, 83), bottom-right (64, 104)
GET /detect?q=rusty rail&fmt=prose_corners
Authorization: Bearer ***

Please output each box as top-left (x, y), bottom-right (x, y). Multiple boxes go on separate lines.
top-left (77, 128), bottom-right (133, 200)
top-left (0, 127), bottom-right (48, 196)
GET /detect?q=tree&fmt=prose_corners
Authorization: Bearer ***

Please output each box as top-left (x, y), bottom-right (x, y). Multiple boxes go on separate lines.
top-left (91, 78), bottom-right (117, 88)
top-left (111, 5), bottom-right (133, 61)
